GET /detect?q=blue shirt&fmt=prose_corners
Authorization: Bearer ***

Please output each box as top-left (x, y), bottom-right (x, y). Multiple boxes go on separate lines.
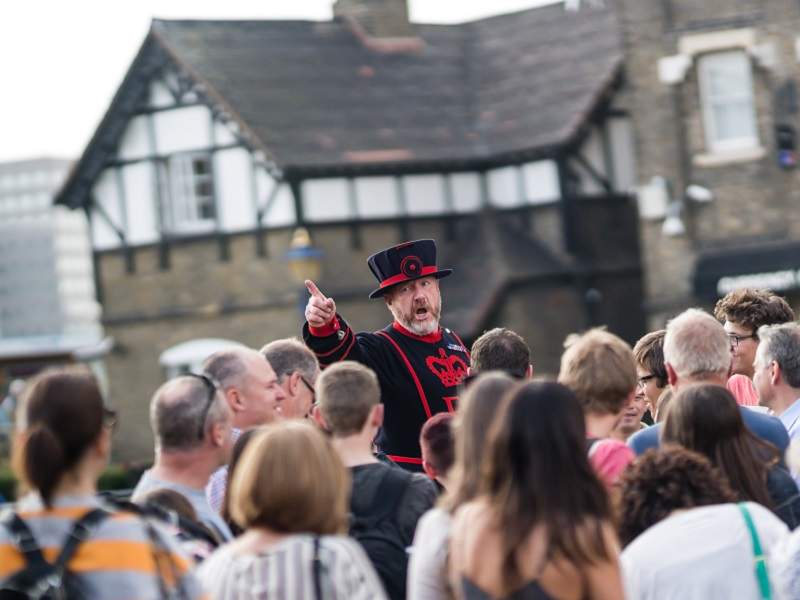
top-left (779, 398), bottom-right (800, 441)
top-left (629, 405), bottom-right (790, 456)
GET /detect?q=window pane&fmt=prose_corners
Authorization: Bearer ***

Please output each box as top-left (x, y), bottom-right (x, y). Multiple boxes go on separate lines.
top-left (712, 100), bottom-right (757, 141)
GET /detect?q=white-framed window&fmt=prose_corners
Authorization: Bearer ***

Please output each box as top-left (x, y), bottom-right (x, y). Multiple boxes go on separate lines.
top-left (698, 51), bottom-right (759, 154)
top-left (160, 152), bottom-right (216, 232)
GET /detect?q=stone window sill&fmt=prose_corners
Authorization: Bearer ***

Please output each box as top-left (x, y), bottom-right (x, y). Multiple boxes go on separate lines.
top-left (693, 146), bottom-right (766, 167)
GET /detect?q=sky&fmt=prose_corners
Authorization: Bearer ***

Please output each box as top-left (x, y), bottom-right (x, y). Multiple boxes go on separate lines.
top-left (0, 0), bottom-right (562, 163)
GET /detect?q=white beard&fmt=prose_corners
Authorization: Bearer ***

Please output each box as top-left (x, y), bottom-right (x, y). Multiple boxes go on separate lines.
top-left (389, 298), bottom-right (442, 336)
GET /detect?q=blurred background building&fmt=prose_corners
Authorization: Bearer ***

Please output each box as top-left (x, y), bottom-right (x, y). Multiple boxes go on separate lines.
top-left (55, 0), bottom-right (645, 461)
top-left (0, 158), bottom-right (108, 448)
top-left (618, 0), bottom-right (800, 325)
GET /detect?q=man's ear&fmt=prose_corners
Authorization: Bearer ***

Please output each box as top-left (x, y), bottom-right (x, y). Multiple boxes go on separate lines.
top-left (226, 387), bottom-right (245, 412)
top-left (209, 420), bottom-right (229, 447)
top-left (666, 362), bottom-right (678, 387)
top-left (371, 404), bottom-right (384, 428)
top-left (771, 361), bottom-right (782, 386)
top-left (526, 363), bottom-right (534, 379)
top-left (422, 460), bottom-right (438, 481)
top-left (311, 404), bottom-right (329, 431)
top-left (287, 371), bottom-right (302, 397)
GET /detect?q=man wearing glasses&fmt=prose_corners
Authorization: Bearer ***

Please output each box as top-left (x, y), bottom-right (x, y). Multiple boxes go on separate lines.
top-left (714, 288), bottom-right (795, 406)
top-left (260, 338), bottom-right (320, 419)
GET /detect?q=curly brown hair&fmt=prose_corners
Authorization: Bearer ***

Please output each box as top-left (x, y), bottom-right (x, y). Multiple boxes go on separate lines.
top-left (713, 288), bottom-right (794, 335)
top-left (618, 447), bottom-right (736, 546)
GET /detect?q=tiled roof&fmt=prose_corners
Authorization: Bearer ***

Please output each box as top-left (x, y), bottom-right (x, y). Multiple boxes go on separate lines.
top-left (153, 3), bottom-right (622, 171)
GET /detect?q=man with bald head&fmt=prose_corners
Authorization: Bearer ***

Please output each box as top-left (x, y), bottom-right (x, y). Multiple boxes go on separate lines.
top-left (628, 308), bottom-right (789, 455)
top-left (203, 346), bottom-right (286, 510)
top-left (133, 375), bottom-right (234, 541)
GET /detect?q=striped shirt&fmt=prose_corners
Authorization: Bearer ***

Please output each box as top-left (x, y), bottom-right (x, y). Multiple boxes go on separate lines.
top-left (206, 427), bottom-right (242, 513)
top-left (0, 494), bottom-right (206, 599)
top-left (197, 533), bottom-right (388, 600)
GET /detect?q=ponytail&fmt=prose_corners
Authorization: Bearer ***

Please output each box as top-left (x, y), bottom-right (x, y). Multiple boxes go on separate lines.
top-left (23, 424), bottom-right (66, 508)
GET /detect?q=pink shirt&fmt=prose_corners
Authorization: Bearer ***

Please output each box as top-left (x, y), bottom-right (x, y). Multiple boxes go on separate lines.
top-left (727, 374), bottom-right (759, 407)
top-left (588, 438), bottom-right (635, 487)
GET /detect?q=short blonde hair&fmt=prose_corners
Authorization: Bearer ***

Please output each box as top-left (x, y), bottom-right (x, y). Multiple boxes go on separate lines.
top-left (229, 421), bottom-right (350, 534)
top-left (558, 328), bottom-right (636, 415)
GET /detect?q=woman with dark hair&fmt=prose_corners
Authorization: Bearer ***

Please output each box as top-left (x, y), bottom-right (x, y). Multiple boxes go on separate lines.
top-left (408, 372), bottom-right (516, 600)
top-left (619, 447), bottom-right (788, 599)
top-left (662, 383), bottom-right (800, 528)
top-left (0, 369), bottom-right (203, 598)
top-left (448, 381), bottom-right (624, 600)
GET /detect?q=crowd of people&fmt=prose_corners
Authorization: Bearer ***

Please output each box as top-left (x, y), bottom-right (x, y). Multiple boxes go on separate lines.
top-left (4, 238), bottom-right (800, 599)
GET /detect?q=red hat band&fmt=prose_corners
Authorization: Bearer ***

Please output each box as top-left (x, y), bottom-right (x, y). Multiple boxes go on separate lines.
top-left (379, 265), bottom-right (440, 290)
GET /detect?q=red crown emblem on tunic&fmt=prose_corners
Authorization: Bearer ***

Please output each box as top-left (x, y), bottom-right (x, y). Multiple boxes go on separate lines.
top-left (426, 349), bottom-right (468, 388)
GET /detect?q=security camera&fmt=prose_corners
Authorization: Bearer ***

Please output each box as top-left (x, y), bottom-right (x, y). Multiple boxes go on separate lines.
top-left (686, 184), bottom-right (714, 203)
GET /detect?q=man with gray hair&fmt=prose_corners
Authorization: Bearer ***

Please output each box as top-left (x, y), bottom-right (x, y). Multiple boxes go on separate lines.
top-left (260, 337), bottom-right (320, 419)
top-left (132, 375), bottom-right (234, 541)
top-left (203, 346), bottom-right (286, 511)
top-left (629, 308), bottom-right (789, 455)
top-left (754, 323), bottom-right (800, 444)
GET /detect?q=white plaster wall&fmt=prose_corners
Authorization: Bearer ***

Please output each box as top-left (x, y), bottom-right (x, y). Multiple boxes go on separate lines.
top-left (449, 173), bottom-right (482, 213)
top-left (609, 117), bottom-right (637, 193)
top-left (153, 105), bottom-right (213, 155)
top-left (522, 160), bottom-right (560, 204)
top-left (149, 79), bottom-right (175, 108)
top-left (214, 120), bottom-right (238, 146)
top-left (215, 147), bottom-right (256, 231)
top-left (90, 169), bottom-right (123, 250)
top-left (354, 177), bottom-right (399, 218)
top-left (487, 166), bottom-right (521, 208)
top-left (303, 178), bottom-right (352, 222)
top-left (403, 175), bottom-right (446, 215)
top-left (255, 167), bottom-right (295, 227)
top-left (122, 162), bottom-right (158, 244)
top-left (117, 116), bottom-right (152, 161)
top-left (576, 128), bottom-right (606, 195)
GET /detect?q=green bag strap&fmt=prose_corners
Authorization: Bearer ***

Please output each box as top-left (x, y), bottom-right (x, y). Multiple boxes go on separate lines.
top-left (737, 502), bottom-right (772, 600)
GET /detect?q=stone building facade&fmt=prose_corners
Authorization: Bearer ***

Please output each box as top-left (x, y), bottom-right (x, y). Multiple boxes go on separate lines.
top-left (616, 0), bottom-right (800, 324)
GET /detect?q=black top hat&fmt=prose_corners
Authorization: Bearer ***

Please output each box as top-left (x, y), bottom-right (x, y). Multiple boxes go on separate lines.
top-left (367, 239), bottom-right (452, 299)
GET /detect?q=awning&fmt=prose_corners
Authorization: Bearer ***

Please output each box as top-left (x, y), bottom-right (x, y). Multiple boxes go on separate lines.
top-left (693, 241), bottom-right (800, 300)
top-left (0, 335), bottom-right (114, 365)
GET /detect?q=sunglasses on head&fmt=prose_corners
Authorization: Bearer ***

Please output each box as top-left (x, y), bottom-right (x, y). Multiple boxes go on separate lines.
top-left (187, 372), bottom-right (224, 440)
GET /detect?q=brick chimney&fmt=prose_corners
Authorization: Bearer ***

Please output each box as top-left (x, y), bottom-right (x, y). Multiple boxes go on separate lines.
top-left (333, 0), bottom-right (414, 39)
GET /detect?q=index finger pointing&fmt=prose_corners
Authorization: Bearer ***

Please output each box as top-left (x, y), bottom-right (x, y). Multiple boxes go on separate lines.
top-left (305, 279), bottom-right (327, 300)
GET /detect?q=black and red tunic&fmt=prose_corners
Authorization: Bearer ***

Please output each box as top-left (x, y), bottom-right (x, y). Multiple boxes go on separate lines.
top-left (303, 315), bottom-right (470, 468)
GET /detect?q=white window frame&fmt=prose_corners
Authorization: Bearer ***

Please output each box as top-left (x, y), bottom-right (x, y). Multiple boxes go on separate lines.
top-left (160, 152), bottom-right (216, 233)
top-left (698, 51), bottom-right (759, 154)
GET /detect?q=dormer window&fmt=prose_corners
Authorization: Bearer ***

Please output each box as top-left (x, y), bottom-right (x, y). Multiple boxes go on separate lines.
top-left (160, 152), bottom-right (216, 232)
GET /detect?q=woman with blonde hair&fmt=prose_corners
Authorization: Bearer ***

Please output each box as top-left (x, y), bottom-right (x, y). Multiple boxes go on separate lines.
top-left (449, 381), bottom-right (624, 600)
top-left (198, 420), bottom-right (386, 599)
top-left (408, 372), bottom-right (517, 600)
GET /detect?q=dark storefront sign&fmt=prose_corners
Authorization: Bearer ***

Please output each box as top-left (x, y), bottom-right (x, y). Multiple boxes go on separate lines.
top-left (693, 241), bottom-right (800, 300)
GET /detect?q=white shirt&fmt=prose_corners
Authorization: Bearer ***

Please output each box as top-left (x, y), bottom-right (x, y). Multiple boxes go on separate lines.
top-left (622, 503), bottom-right (789, 600)
top-left (407, 507), bottom-right (452, 600)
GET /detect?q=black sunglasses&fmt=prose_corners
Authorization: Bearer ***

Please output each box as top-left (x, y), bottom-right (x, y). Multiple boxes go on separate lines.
top-left (187, 373), bottom-right (223, 440)
top-left (299, 373), bottom-right (315, 399)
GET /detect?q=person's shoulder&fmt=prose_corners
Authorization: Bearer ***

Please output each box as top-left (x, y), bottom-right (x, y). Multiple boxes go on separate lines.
top-left (407, 472), bottom-right (438, 495)
top-left (628, 423), bottom-right (660, 454)
top-left (742, 407), bottom-right (790, 446)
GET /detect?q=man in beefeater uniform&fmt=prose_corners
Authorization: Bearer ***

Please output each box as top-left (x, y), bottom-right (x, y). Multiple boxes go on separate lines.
top-left (303, 239), bottom-right (469, 470)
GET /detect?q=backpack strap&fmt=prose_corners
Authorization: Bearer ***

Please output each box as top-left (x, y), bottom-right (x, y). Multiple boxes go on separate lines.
top-left (312, 536), bottom-right (323, 600)
top-left (1, 512), bottom-right (48, 570)
top-left (52, 509), bottom-right (111, 572)
top-left (368, 467), bottom-right (411, 524)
